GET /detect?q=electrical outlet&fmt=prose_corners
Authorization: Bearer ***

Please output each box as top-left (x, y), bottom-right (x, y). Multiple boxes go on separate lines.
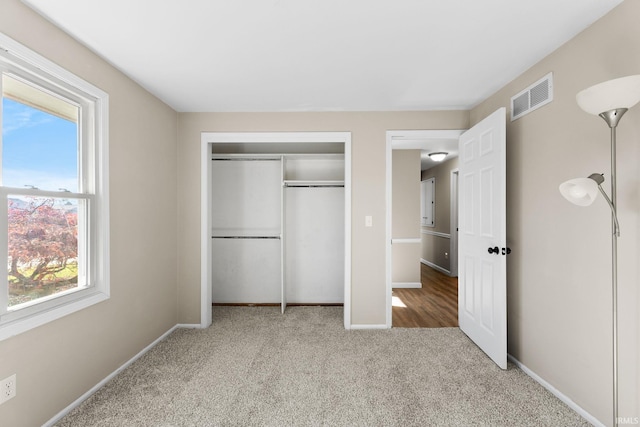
top-left (0, 374), bottom-right (16, 405)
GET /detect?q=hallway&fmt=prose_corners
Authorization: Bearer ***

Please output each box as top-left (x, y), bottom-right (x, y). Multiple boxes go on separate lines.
top-left (392, 264), bottom-right (458, 328)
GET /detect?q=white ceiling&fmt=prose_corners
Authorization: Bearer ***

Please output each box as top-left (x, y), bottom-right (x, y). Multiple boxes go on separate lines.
top-left (391, 131), bottom-right (462, 171)
top-left (23, 0), bottom-right (622, 113)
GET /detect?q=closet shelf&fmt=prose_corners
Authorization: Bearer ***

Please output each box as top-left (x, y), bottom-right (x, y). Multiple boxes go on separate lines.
top-left (211, 154), bottom-right (282, 161)
top-left (283, 180), bottom-right (344, 187)
top-left (211, 228), bottom-right (281, 239)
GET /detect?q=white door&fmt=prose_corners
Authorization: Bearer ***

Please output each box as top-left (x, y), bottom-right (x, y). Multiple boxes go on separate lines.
top-left (458, 107), bottom-right (507, 369)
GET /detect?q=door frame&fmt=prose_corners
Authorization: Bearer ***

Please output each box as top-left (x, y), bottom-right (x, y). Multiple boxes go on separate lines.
top-left (385, 130), bottom-right (465, 328)
top-left (450, 168), bottom-right (459, 277)
top-left (200, 132), bottom-right (352, 329)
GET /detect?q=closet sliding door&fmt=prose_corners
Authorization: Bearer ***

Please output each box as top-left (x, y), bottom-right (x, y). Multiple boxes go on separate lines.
top-left (211, 158), bottom-right (282, 304)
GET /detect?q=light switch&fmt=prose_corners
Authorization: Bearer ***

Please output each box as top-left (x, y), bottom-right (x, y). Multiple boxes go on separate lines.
top-left (365, 216), bottom-right (373, 227)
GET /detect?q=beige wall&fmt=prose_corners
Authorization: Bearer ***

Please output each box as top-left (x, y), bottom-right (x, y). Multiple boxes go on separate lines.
top-left (391, 150), bottom-right (421, 284)
top-left (392, 150), bottom-right (421, 238)
top-left (177, 112), bottom-right (469, 326)
top-left (391, 243), bottom-right (421, 284)
top-left (0, 2), bottom-right (179, 426)
top-left (421, 157), bottom-right (459, 272)
top-left (471, 0), bottom-right (639, 423)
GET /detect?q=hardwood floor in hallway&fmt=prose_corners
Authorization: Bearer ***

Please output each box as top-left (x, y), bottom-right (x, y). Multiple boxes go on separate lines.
top-left (392, 264), bottom-right (458, 328)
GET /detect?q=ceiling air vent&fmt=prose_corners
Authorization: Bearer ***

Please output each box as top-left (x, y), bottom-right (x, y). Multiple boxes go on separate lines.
top-left (510, 72), bottom-right (553, 121)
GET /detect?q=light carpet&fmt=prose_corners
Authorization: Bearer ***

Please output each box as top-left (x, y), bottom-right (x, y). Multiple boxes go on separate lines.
top-left (56, 306), bottom-right (590, 426)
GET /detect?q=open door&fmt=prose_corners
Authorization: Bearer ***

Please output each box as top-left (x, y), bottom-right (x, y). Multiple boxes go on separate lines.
top-left (458, 107), bottom-right (507, 369)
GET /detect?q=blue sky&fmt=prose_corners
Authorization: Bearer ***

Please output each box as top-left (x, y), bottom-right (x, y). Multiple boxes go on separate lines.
top-left (2, 98), bottom-right (78, 192)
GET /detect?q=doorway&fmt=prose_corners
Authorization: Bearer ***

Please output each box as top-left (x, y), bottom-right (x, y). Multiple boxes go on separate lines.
top-left (200, 132), bottom-right (352, 330)
top-left (393, 163), bottom-right (459, 328)
top-left (385, 130), bottom-right (464, 328)
top-left (387, 109), bottom-right (507, 368)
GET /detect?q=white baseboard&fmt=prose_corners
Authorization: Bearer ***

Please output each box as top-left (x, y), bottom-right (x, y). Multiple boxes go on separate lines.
top-left (392, 282), bottom-right (422, 289)
top-left (507, 354), bottom-right (604, 427)
top-left (176, 323), bottom-right (201, 329)
top-left (350, 324), bottom-right (388, 330)
top-left (43, 323), bottom-right (198, 427)
top-left (420, 230), bottom-right (451, 239)
top-left (420, 258), bottom-right (451, 276)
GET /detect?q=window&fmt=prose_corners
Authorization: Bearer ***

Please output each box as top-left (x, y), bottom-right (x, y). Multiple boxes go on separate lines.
top-left (421, 177), bottom-right (435, 227)
top-left (0, 33), bottom-right (109, 340)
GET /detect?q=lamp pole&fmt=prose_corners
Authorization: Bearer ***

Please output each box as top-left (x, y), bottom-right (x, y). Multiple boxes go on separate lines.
top-left (598, 107), bottom-right (626, 427)
top-left (574, 75), bottom-right (640, 427)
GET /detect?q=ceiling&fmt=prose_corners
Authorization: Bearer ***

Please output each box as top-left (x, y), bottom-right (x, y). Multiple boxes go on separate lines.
top-left (391, 131), bottom-right (462, 171)
top-left (419, 151), bottom-right (451, 172)
top-left (23, 0), bottom-right (622, 113)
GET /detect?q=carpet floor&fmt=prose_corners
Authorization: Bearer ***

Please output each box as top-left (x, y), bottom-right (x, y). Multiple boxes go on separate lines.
top-left (56, 306), bottom-right (590, 426)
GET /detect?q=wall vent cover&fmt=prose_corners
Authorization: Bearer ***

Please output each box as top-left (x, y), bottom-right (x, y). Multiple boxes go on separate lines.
top-left (510, 72), bottom-right (553, 121)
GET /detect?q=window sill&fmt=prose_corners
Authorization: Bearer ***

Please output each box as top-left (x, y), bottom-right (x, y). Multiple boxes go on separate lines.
top-left (0, 291), bottom-right (109, 341)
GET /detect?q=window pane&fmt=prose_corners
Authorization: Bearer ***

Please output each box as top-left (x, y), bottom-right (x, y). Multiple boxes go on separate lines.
top-left (2, 74), bottom-right (79, 192)
top-left (7, 196), bottom-right (81, 307)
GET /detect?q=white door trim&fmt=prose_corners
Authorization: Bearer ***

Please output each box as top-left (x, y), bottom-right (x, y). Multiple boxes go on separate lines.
top-left (385, 129), bottom-right (465, 328)
top-left (200, 132), bottom-right (352, 329)
top-left (450, 168), bottom-right (459, 277)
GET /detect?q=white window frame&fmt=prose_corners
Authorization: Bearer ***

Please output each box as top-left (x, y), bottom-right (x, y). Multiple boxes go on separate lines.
top-left (0, 32), bottom-right (109, 341)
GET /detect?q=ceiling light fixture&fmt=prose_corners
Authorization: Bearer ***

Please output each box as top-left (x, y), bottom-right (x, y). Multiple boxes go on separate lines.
top-left (428, 152), bottom-right (448, 162)
top-left (560, 74), bottom-right (640, 427)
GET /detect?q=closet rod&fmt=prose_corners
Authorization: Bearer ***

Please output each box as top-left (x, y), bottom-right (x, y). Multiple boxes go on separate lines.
top-left (284, 185), bottom-right (344, 188)
top-left (211, 158), bottom-right (281, 161)
top-left (211, 236), bottom-right (281, 239)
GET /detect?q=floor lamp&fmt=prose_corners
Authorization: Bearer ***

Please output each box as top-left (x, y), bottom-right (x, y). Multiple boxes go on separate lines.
top-left (559, 74), bottom-right (640, 427)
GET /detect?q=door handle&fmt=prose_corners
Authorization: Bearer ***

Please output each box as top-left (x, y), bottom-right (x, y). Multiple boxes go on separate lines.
top-left (502, 247), bottom-right (512, 255)
top-left (488, 246), bottom-right (499, 254)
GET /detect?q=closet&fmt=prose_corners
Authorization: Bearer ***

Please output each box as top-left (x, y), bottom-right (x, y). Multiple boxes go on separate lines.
top-left (210, 145), bottom-right (345, 313)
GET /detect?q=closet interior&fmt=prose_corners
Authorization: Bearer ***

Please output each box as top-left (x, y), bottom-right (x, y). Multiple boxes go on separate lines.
top-left (210, 142), bottom-right (345, 313)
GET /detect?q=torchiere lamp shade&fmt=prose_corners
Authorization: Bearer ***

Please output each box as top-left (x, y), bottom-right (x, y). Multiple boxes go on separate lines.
top-left (576, 74), bottom-right (640, 115)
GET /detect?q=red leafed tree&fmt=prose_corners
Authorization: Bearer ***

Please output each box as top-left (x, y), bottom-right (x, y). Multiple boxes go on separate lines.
top-left (8, 198), bottom-right (78, 289)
